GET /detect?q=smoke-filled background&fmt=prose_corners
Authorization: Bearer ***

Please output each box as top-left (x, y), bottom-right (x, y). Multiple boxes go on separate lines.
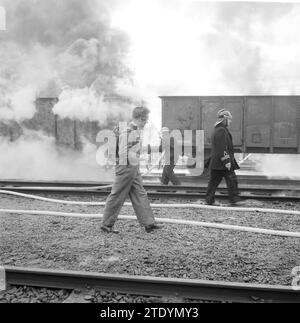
top-left (0, 0), bottom-right (146, 180)
top-left (0, 0), bottom-right (300, 180)
top-left (112, 0), bottom-right (300, 96)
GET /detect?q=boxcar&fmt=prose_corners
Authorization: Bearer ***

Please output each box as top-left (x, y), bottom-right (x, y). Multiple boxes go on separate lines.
top-left (161, 96), bottom-right (300, 154)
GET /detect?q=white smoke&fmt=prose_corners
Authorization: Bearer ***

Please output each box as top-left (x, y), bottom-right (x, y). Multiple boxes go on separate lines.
top-left (0, 0), bottom-right (136, 123)
top-left (112, 1), bottom-right (300, 96)
top-left (53, 87), bottom-right (133, 123)
top-left (0, 0), bottom-right (140, 181)
top-left (0, 42), bottom-right (56, 121)
top-left (0, 85), bottom-right (36, 121)
top-left (0, 130), bottom-right (113, 181)
top-left (254, 154), bottom-right (300, 180)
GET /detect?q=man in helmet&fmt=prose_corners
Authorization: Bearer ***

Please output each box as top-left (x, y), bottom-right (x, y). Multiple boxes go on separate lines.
top-left (206, 109), bottom-right (243, 205)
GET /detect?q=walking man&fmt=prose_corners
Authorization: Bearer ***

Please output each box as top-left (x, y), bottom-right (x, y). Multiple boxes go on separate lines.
top-left (159, 127), bottom-right (181, 185)
top-left (101, 106), bottom-right (163, 233)
top-left (206, 109), bottom-right (243, 206)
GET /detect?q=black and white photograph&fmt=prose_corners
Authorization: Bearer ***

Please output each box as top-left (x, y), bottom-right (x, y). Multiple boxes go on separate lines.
top-left (0, 0), bottom-right (300, 311)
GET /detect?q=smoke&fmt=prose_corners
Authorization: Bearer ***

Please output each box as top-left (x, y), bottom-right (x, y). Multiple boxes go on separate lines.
top-left (0, 85), bottom-right (37, 121)
top-left (0, 130), bottom-right (113, 181)
top-left (2, 0), bottom-right (109, 47)
top-left (113, 1), bottom-right (300, 96)
top-left (0, 0), bottom-right (143, 181)
top-left (203, 2), bottom-right (297, 95)
top-left (0, 0), bottom-right (136, 123)
top-left (0, 41), bottom-right (54, 121)
top-left (53, 87), bottom-right (136, 124)
top-left (254, 154), bottom-right (300, 180)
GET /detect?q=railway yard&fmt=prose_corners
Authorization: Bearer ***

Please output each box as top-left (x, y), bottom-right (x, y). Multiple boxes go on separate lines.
top-left (0, 171), bottom-right (300, 303)
top-left (2, 0), bottom-right (300, 311)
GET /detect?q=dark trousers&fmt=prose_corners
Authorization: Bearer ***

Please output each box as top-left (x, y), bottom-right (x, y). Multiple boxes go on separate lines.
top-left (161, 165), bottom-right (181, 185)
top-left (206, 169), bottom-right (240, 204)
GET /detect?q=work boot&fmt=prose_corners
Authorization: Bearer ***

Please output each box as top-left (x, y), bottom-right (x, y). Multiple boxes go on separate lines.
top-left (101, 225), bottom-right (119, 234)
top-left (145, 223), bottom-right (163, 233)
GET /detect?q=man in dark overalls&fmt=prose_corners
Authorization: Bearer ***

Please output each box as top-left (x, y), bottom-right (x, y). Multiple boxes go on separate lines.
top-left (159, 127), bottom-right (181, 185)
top-left (206, 109), bottom-right (243, 206)
top-left (101, 107), bottom-right (163, 234)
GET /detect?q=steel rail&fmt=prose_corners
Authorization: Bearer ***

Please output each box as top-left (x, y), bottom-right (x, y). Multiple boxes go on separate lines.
top-left (1, 176), bottom-right (300, 187)
top-left (0, 186), bottom-right (299, 201)
top-left (147, 191), bottom-right (300, 201)
top-left (0, 179), bottom-right (300, 200)
top-left (1, 184), bottom-right (298, 192)
top-left (4, 266), bottom-right (300, 303)
top-left (0, 179), bottom-right (299, 192)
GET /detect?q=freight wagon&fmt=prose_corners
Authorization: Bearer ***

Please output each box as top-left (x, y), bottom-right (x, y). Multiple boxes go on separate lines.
top-left (161, 96), bottom-right (300, 154)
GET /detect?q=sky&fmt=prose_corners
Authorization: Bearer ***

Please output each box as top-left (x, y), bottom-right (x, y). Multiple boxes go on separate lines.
top-left (100, 0), bottom-right (300, 127)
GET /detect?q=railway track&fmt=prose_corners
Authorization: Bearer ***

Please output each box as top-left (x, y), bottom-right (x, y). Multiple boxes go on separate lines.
top-left (144, 174), bottom-right (300, 187)
top-left (1, 175), bottom-right (300, 187)
top-left (2, 266), bottom-right (300, 303)
top-left (0, 178), bottom-right (299, 200)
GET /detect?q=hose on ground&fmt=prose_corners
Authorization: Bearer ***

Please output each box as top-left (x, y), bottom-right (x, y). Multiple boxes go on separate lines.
top-left (0, 208), bottom-right (299, 238)
top-left (0, 189), bottom-right (299, 216)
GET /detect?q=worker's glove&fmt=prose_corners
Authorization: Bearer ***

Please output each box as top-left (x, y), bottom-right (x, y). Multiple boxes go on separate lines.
top-left (225, 162), bottom-right (231, 171)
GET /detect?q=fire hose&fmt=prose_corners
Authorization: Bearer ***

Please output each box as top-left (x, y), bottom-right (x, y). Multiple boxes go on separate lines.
top-left (0, 208), bottom-right (299, 238)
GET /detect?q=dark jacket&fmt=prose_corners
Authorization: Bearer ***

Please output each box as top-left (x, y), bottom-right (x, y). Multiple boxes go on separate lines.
top-left (209, 123), bottom-right (239, 171)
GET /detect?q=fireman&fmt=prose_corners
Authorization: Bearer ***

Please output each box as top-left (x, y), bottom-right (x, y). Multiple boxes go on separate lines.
top-left (206, 109), bottom-right (244, 205)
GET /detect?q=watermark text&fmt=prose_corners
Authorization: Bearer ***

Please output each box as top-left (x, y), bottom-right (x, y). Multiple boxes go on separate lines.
top-left (96, 123), bottom-right (204, 175)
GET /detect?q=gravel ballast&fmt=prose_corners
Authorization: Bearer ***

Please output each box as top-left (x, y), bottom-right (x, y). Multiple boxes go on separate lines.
top-left (0, 286), bottom-right (70, 303)
top-left (0, 286), bottom-right (223, 303)
top-left (0, 193), bottom-right (299, 288)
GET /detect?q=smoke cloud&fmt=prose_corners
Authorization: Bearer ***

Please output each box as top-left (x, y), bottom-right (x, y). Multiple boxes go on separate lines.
top-left (202, 2), bottom-right (297, 95)
top-left (254, 154), bottom-right (300, 180)
top-left (0, 0), bottom-right (143, 181)
top-left (0, 130), bottom-right (113, 181)
top-left (0, 0), bottom-right (137, 122)
top-left (115, 1), bottom-right (300, 96)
